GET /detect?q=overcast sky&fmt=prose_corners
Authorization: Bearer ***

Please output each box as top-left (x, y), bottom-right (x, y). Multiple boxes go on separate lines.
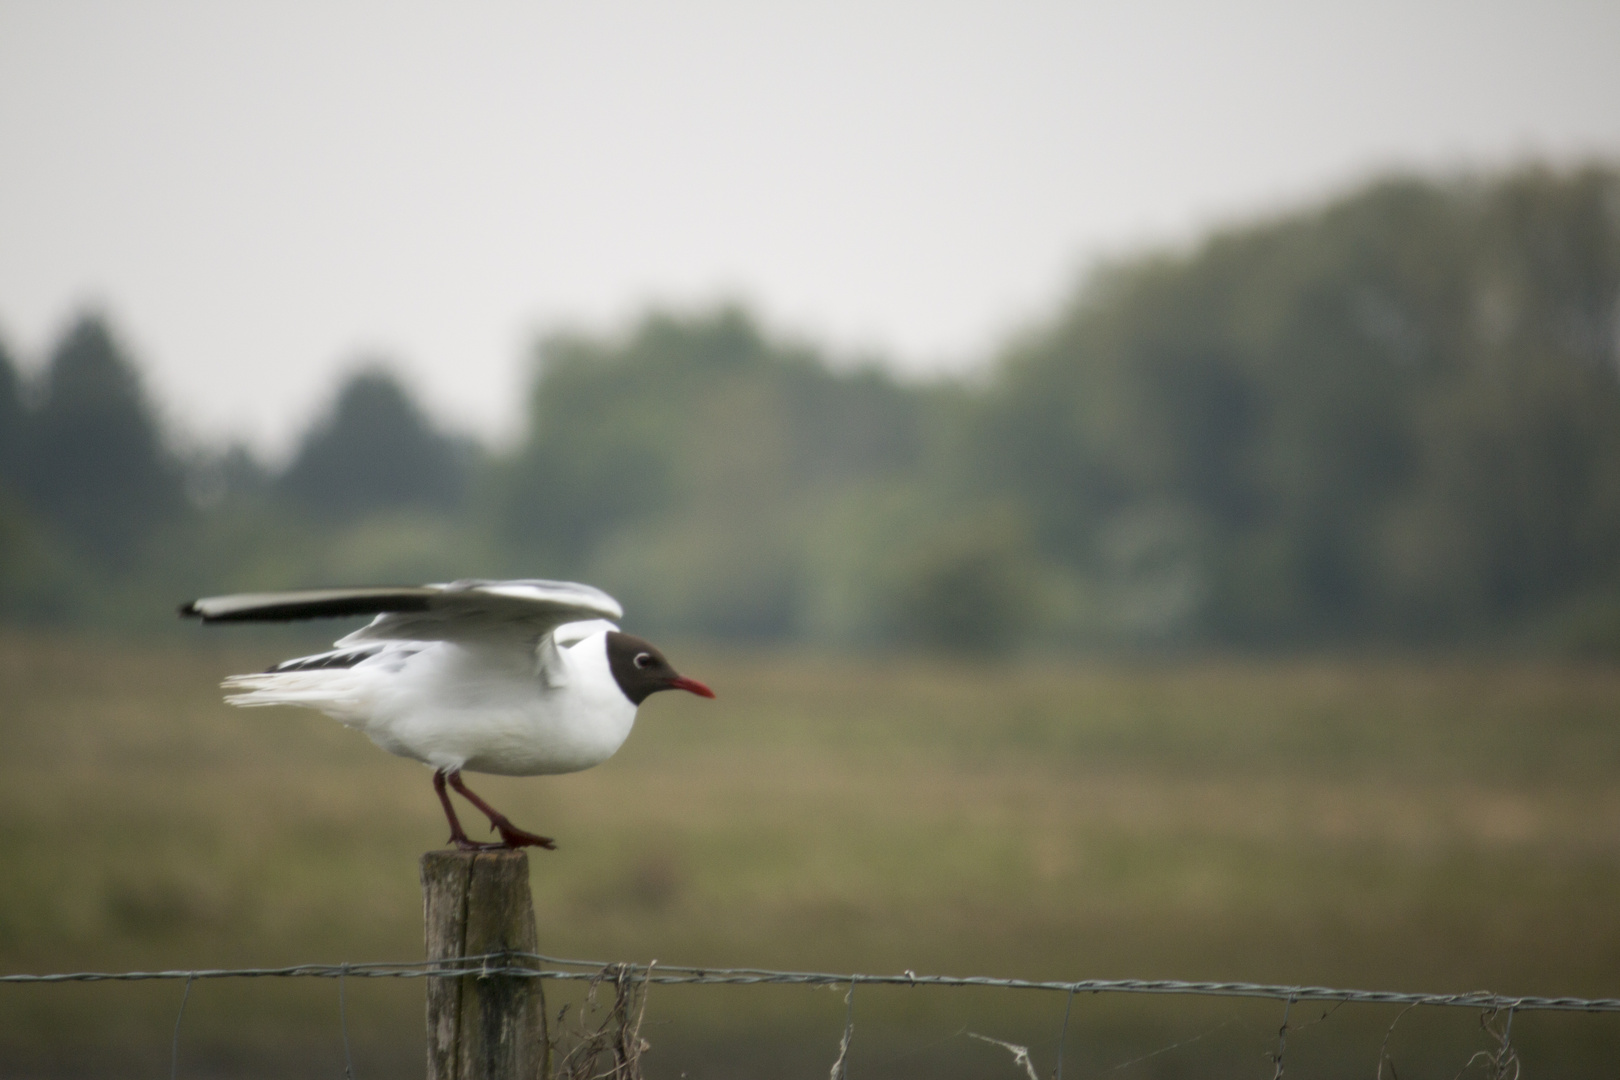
top-left (2, 1), bottom-right (1617, 458)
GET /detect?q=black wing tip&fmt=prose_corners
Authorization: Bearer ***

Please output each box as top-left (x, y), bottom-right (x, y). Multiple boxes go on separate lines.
top-left (175, 591), bottom-right (436, 625)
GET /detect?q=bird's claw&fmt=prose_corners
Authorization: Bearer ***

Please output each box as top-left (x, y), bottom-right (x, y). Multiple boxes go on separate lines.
top-left (446, 826), bottom-right (555, 851)
top-left (494, 822), bottom-right (557, 850)
top-left (449, 833), bottom-right (498, 851)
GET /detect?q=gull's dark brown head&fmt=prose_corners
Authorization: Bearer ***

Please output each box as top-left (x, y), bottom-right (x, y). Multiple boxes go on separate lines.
top-left (606, 631), bottom-right (715, 706)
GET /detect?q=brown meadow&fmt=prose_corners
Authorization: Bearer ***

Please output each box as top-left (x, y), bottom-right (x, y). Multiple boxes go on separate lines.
top-left (1, 633), bottom-right (1618, 1077)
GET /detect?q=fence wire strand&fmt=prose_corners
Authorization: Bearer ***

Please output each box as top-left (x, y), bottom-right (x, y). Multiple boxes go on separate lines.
top-left (5, 953), bottom-right (1619, 1015)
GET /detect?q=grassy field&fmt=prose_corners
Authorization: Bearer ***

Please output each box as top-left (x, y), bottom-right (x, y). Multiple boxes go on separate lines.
top-left (2, 630), bottom-right (1619, 1077)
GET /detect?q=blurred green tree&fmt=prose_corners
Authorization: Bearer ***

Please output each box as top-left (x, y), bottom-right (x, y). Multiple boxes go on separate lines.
top-left (0, 336), bottom-right (75, 618)
top-left (279, 366), bottom-right (473, 522)
top-left (498, 306), bottom-right (928, 638)
top-left (15, 314), bottom-right (186, 568)
top-left (976, 166), bottom-right (1620, 645)
top-left (0, 334), bottom-right (24, 480)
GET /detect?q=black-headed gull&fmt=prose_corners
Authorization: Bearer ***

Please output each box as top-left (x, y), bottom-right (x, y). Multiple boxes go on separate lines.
top-left (181, 579), bottom-right (714, 851)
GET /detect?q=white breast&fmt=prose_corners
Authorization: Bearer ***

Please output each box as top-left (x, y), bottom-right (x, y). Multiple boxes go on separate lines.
top-left (352, 630), bottom-right (638, 776)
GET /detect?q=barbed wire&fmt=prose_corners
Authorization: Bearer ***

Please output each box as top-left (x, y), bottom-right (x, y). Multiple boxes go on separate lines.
top-left (5, 953), bottom-right (1619, 1015)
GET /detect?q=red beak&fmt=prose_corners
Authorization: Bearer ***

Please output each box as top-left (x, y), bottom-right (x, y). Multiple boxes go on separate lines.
top-left (669, 675), bottom-right (716, 699)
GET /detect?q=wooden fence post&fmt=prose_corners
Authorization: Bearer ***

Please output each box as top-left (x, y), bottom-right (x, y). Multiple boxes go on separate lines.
top-left (422, 850), bottom-right (549, 1080)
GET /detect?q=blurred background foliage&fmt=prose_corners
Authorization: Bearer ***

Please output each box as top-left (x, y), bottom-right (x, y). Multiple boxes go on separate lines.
top-left (2, 162), bottom-right (1618, 654)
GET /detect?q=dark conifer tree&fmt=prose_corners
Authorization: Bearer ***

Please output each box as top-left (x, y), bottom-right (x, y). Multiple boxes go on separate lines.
top-left (0, 334), bottom-right (24, 485)
top-left (280, 366), bottom-right (470, 520)
top-left (18, 314), bottom-right (184, 567)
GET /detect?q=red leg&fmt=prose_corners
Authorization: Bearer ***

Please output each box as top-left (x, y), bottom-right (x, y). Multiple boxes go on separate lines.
top-left (433, 768), bottom-right (501, 851)
top-left (447, 770), bottom-right (557, 850)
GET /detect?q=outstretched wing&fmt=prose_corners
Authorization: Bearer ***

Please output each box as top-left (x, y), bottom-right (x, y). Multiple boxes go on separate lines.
top-left (181, 579), bottom-right (623, 646)
top-left (181, 586), bottom-right (439, 623)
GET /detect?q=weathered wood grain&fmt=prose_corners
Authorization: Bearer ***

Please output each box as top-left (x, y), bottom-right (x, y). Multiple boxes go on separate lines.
top-left (422, 850), bottom-right (547, 1080)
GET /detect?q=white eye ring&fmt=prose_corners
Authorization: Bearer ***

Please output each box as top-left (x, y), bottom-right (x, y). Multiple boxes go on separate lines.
top-left (634, 652), bottom-right (655, 670)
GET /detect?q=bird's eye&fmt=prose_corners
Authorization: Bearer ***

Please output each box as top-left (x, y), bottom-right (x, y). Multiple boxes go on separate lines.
top-left (634, 652), bottom-right (655, 670)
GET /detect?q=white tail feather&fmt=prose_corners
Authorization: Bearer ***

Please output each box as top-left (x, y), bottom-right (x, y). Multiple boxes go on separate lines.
top-left (221, 672), bottom-right (367, 721)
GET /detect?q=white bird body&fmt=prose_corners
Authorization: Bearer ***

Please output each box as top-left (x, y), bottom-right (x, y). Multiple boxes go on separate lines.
top-left (222, 629), bottom-right (636, 775)
top-left (184, 579), bottom-right (713, 849)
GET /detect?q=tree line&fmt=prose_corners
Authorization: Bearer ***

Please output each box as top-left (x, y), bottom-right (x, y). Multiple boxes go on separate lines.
top-left (2, 162), bottom-right (1617, 653)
